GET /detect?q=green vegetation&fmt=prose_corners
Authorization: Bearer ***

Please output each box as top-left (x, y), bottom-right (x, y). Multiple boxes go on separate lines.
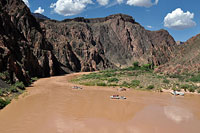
top-left (146, 85), bottom-right (154, 90)
top-left (189, 74), bottom-right (200, 82)
top-left (108, 78), bottom-right (119, 83)
top-left (31, 77), bottom-right (39, 83)
top-left (71, 62), bottom-right (200, 93)
top-left (163, 79), bottom-right (170, 84)
top-left (130, 80), bottom-right (140, 87)
top-left (133, 62), bottom-right (139, 68)
top-left (0, 80), bottom-right (26, 109)
top-left (96, 82), bottom-right (107, 86)
top-left (14, 81), bottom-right (25, 90)
top-left (0, 98), bottom-right (10, 109)
top-left (0, 70), bottom-right (41, 109)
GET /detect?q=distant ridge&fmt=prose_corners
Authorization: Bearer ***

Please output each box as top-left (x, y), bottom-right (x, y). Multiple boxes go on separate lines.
top-left (32, 13), bottom-right (50, 20)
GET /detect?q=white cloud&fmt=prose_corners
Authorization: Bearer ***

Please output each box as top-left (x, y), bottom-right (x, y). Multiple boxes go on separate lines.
top-left (147, 25), bottom-right (153, 28)
top-left (126, 0), bottom-right (159, 7)
top-left (164, 8), bottom-right (196, 30)
top-left (22, 0), bottom-right (30, 7)
top-left (50, 0), bottom-right (93, 16)
top-left (117, 0), bottom-right (123, 4)
top-left (34, 7), bottom-right (45, 14)
top-left (97, 0), bottom-right (109, 6)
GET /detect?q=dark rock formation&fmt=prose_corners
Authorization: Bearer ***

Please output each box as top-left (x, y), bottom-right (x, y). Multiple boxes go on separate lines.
top-left (40, 14), bottom-right (176, 70)
top-left (0, 0), bottom-right (177, 84)
top-left (155, 34), bottom-right (200, 74)
top-left (0, 0), bottom-right (63, 85)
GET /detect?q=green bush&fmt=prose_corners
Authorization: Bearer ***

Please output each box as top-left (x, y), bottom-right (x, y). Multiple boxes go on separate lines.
top-left (169, 74), bottom-right (185, 81)
top-left (146, 85), bottom-right (154, 90)
top-left (14, 81), bottom-right (25, 89)
top-left (141, 64), bottom-right (153, 70)
top-left (163, 79), bottom-right (170, 84)
top-left (188, 87), bottom-right (195, 92)
top-left (0, 71), bottom-right (9, 80)
top-left (0, 89), bottom-right (3, 96)
top-left (189, 74), bottom-right (200, 82)
top-left (180, 84), bottom-right (190, 91)
top-left (9, 86), bottom-right (18, 93)
top-left (103, 73), bottom-right (115, 78)
top-left (97, 82), bottom-right (107, 86)
top-left (133, 62), bottom-right (139, 68)
top-left (131, 80), bottom-right (140, 87)
top-left (80, 82), bottom-right (95, 86)
top-left (0, 98), bottom-right (10, 109)
top-left (31, 77), bottom-right (38, 82)
top-left (108, 78), bottom-right (119, 82)
top-left (122, 81), bottom-right (130, 88)
top-left (197, 89), bottom-right (200, 93)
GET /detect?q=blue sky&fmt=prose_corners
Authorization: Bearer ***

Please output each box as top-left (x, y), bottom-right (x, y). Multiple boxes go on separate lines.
top-left (24, 0), bottom-right (200, 41)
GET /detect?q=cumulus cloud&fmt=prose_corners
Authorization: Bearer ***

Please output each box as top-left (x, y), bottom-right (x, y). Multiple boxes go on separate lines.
top-left (127, 0), bottom-right (159, 7)
top-left (164, 8), bottom-right (196, 30)
top-left (34, 7), bottom-right (45, 14)
top-left (50, 0), bottom-right (93, 16)
top-left (97, 0), bottom-right (109, 6)
top-left (22, 0), bottom-right (30, 7)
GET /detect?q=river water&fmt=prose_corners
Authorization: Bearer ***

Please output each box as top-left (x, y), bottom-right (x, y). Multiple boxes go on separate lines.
top-left (0, 73), bottom-right (200, 133)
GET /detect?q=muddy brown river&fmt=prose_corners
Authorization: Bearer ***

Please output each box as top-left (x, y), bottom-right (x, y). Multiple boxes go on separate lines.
top-left (0, 72), bottom-right (200, 133)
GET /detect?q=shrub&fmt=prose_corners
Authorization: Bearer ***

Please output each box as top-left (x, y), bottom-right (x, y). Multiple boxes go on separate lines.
top-left (108, 78), bottom-right (119, 83)
top-left (141, 64), bottom-right (153, 70)
top-left (131, 80), bottom-right (140, 87)
top-left (163, 79), bottom-right (170, 84)
top-left (14, 81), bottom-right (25, 89)
top-left (97, 82), bottom-right (106, 86)
top-left (189, 74), bottom-right (200, 82)
top-left (80, 82), bottom-right (95, 86)
top-left (133, 62), bottom-right (139, 68)
top-left (180, 84), bottom-right (190, 91)
top-left (122, 81), bottom-right (130, 88)
top-left (31, 77), bottom-right (38, 82)
top-left (9, 86), bottom-right (18, 93)
top-left (188, 87), bottom-right (195, 92)
top-left (0, 71), bottom-right (9, 80)
top-left (121, 67), bottom-right (135, 71)
top-left (169, 74), bottom-right (185, 81)
top-left (146, 85), bottom-right (154, 90)
top-left (0, 98), bottom-right (10, 109)
top-left (198, 89), bottom-right (200, 93)
top-left (0, 89), bottom-right (3, 96)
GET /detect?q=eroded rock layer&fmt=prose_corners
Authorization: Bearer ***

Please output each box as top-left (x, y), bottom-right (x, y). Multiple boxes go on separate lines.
top-left (0, 0), bottom-right (177, 84)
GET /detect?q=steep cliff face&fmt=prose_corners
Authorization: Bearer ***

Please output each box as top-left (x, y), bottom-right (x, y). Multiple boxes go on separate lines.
top-left (155, 34), bottom-right (200, 74)
top-left (0, 0), bottom-right (63, 85)
top-left (40, 14), bottom-right (176, 71)
top-left (0, 0), bottom-right (177, 84)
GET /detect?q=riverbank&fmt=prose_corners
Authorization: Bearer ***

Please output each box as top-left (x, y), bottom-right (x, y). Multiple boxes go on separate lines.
top-left (71, 67), bottom-right (200, 94)
top-left (0, 72), bottom-right (199, 133)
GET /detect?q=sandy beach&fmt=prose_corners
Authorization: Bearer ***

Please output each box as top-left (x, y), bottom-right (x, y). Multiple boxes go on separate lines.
top-left (0, 72), bottom-right (200, 133)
